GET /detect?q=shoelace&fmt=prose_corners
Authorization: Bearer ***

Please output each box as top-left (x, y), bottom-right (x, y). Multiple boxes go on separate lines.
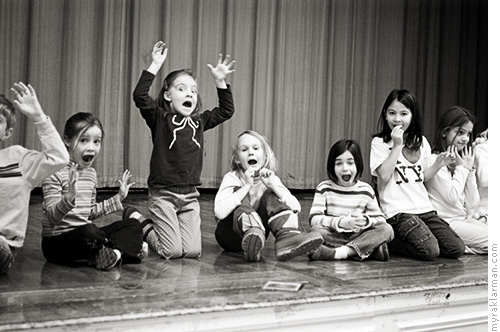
top-left (169, 115), bottom-right (200, 149)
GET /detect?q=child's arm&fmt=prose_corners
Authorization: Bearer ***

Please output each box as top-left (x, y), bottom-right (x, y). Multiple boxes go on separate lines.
top-left (372, 126), bottom-right (404, 183)
top-left (42, 166), bottom-right (76, 224)
top-left (258, 168), bottom-right (300, 211)
top-left (10, 83), bottom-right (69, 186)
top-left (146, 41), bottom-right (168, 75)
top-left (214, 172), bottom-right (251, 220)
top-left (207, 54), bottom-right (235, 89)
top-left (88, 170), bottom-right (133, 220)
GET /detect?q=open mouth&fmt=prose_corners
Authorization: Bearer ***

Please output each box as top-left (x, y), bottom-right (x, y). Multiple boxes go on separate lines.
top-left (248, 159), bottom-right (257, 166)
top-left (341, 175), bottom-right (351, 182)
top-left (182, 100), bottom-right (193, 108)
top-left (82, 155), bottom-right (94, 163)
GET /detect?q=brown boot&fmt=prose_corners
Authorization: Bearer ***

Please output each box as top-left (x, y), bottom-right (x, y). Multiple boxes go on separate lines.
top-left (274, 230), bottom-right (323, 261)
top-left (369, 243), bottom-right (390, 261)
top-left (241, 227), bottom-right (265, 262)
top-left (308, 244), bottom-right (337, 260)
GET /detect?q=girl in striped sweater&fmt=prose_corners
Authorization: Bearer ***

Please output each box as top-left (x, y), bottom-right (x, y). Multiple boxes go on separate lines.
top-left (41, 113), bottom-right (143, 271)
top-left (308, 139), bottom-right (394, 261)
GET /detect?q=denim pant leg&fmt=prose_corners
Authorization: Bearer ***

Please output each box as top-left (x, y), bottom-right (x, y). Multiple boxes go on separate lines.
top-left (419, 211), bottom-right (465, 258)
top-left (0, 236), bottom-right (15, 274)
top-left (347, 222), bottom-right (394, 260)
top-left (312, 226), bottom-right (350, 248)
top-left (387, 213), bottom-right (440, 261)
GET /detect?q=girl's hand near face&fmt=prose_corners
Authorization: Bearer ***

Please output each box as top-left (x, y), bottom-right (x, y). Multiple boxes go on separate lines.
top-left (118, 169), bottom-right (135, 201)
top-left (241, 167), bottom-right (255, 188)
top-left (435, 146), bottom-right (456, 168)
top-left (258, 168), bottom-right (278, 189)
top-left (207, 54), bottom-right (236, 88)
top-left (455, 146), bottom-right (475, 171)
top-left (391, 125), bottom-right (404, 147)
top-left (66, 163), bottom-right (79, 203)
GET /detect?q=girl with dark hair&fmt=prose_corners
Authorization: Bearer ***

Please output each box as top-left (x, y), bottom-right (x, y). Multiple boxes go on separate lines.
top-left (41, 112), bottom-right (142, 271)
top-left (425, 106), bottom-right (487, 254)
top-left (132, 41), bottom-right (235, 259)
top-left (370, 89), bottom-right (465, 261)
top-left (308, 139), bottom-right (393, 261)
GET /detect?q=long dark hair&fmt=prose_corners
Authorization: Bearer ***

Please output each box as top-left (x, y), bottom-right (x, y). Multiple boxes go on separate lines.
top-left (433, 106), bottom-right (475, 153)
top-left (157, 69), bottom-right (202, 118)
top-left (373, 89), bottom-right (423, 151)
top-left (327, 139), bottom-right (363, 184)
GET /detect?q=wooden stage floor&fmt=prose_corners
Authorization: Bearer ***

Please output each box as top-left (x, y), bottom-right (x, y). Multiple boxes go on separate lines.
top-left (0, 190), bottom-right (488, 331)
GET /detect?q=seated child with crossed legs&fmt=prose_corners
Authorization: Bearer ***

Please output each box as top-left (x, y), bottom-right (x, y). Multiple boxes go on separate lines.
top-left (309, 139), bottom-right (394, 261)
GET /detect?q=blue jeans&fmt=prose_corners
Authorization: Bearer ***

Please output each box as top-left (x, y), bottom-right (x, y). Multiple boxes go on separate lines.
top-left (387, 211), bottom-right (465, 260)
top-left (0, 236), bottom-right (16, 274)
top-left (214, 189), bottom-right (290, 252)
top-left (312, 222), bottom-right (394, 260)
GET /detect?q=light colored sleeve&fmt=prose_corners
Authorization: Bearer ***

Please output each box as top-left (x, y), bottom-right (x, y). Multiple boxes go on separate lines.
top-left (42, 171), bottom-right (75, 225)
top-left (308, 185), bottom-right (343, 231)
top-left (370, 137), bottom-right (389, 176)
top-left (88, 193), bottom-right (123, 220)
top-left (474, 141), bottom-right (488, 188)
top-left (214, 172), bottom-right (245, 220)
top-left (274, 177), bottom-right (301, 212)
top-left (20, 117), bottom-right (69, 187)
top-left (426, 162), bottom-right (470, 205)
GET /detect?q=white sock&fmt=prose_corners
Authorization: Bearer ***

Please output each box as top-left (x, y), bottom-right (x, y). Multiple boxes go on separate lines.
top-left (129, 211), bottom-right (144, 222)
top-left (334, 246), bottom-right (349, 260)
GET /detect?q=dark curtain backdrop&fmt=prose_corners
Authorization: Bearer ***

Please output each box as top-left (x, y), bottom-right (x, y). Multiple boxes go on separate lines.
top-left (0, 0), bottom-right (488, 189)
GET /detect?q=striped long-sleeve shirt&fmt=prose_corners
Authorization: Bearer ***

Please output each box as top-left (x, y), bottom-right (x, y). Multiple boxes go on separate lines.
top-left (309, 179), bottom-right (386, 233)
top-left (41, 163), bottom-right (122, 237)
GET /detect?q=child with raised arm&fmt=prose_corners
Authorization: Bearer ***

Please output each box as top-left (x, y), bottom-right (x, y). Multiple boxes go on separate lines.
top-left (425, 106), bottom-right (487, 254)
top-left (0, 82), bottom-right (69, 274)
top-left (132, 41), bottom-right (235, 259)
top-left (308, 139), bottom-right (394, 261)
top-left (42, 112), bottom-right (143, 271)
top-left (370, 89), bottom-right (465, 261)
top-left (214, 130), bottom-right (323, 262)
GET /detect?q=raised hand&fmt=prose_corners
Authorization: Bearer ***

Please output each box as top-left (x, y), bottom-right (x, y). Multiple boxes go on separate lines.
top-left (118, 169), bottom-right (135, 201)
top-left (391, 125), bottom-right (404, 147)
top-left (455, 146), bottom-right (475, 171)
top-left (151, 41), bottom-right (168, 65)
top-left (207, 54), bottom-right (236, 82)
top-left (241, 167), bottom-right (255, 187)
top-left (10, 82), bottom-right (45, 122)
top-left (66, 163), bottom-right (79, 202)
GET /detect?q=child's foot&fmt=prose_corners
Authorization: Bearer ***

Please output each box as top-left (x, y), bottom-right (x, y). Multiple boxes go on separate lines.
top-left (241, 228), bottom-right (265, 262)
top-left (308, 244), bottom-right (337, 261)
top-left (123, 206), bottom-right (144, 222)
top-left (89, 247), bottom-right (121, 271)
top-left (369, 243), bottom-right (390, 261)
top-left (275, 231), bottom-right (323, 261)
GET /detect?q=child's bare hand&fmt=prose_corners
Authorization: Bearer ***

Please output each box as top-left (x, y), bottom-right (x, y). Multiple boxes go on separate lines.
top-left (391, 125), bottom-right (404, 147)
top-left (258, 168), bottom-right (277, 188)
top-left (207, 54), bottom-right (235, 81)
top-left (118, 169), bottom-right (135, 201)
top-left (151, 41), bottom-right (168, 65)
top-left (435, 146), bottom-right (455, 168)
top-left (242, 167), bottom-right (254, 187)
top-left (456, 146), bottom-right (474, 171)
top-left (66, 163), bottom-right (79, 202)
top-left (340, 214), bottom-right (367, 232)
top-left (11, 82), bottom-right (45, 122)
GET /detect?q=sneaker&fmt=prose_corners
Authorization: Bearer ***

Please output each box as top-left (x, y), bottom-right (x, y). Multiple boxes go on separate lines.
top-left (90, 247), bottom-right (121, 271)
top-left (275, 231), bottom-right (323, 262)
top-left (123, 206), bottom-right (142, 221)
top-left (308, 244), bottom-right (336, 261)
top-left (369, 243), bottom-right (390, 261)
top-left (241, 228), bottom-right (265, 262)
